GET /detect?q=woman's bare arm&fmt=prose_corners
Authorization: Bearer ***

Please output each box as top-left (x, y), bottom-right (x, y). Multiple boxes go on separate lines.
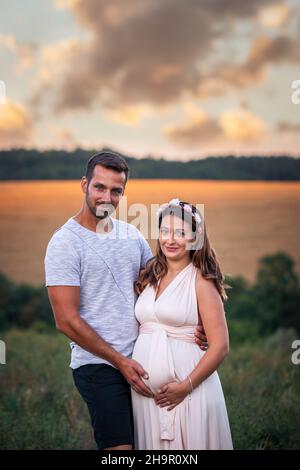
top-left (183, 272), bottom-right (229, 391)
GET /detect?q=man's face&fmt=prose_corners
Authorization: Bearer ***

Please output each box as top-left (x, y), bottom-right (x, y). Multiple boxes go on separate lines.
top-left (82, 164), bottom-right (126, 219)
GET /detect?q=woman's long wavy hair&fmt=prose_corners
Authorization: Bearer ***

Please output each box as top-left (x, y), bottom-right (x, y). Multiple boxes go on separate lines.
top-left (135, 201), bottom-right (230, 302)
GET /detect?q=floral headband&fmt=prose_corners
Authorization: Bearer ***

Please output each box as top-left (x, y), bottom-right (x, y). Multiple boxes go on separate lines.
top-left (157, 198), bottom-right (202, 225)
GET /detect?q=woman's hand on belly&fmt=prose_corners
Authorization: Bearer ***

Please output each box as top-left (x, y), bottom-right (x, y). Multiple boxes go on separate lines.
top-left (154, 380), bottom-right (190, 411)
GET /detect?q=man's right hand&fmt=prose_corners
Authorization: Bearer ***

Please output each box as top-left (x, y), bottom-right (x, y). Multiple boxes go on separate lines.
top-left (118, 358), bottom-right (153, 398)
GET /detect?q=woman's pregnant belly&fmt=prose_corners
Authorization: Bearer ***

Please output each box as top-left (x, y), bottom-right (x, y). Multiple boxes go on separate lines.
top-left (132, 330), bottom-right (205, 394)
top-left (132, 331), bottom-right (178, 394)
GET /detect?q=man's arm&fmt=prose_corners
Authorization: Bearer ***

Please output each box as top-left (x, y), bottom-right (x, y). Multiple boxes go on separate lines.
top-left (48, 285), bottom-right (153, 398)
top-left (194, 324), bottom-right (208, 350)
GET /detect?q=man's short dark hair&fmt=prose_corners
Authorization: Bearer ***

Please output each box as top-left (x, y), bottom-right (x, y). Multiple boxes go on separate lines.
top-left (85, 150), bottom-right (129, 184)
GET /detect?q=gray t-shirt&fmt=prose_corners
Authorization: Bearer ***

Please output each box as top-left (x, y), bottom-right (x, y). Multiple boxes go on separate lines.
top-left (44, 217), bottom-right (153, 369)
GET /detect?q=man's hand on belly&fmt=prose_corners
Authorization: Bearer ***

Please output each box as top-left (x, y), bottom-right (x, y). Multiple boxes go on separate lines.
top-left (118, 357), bottom-right (154, 398)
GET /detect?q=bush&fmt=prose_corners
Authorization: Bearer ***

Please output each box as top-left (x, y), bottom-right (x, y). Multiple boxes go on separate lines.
top-left (224, 252), bottom-right (300, 343)
top-left (1, 251), bottom-right (300, 343)
top-left (252, 252), bottom-right (300, 334)
top-left (0, 274), bottom-right (54, 332)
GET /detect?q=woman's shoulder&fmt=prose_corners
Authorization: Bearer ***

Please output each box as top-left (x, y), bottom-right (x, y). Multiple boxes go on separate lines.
top-left (194, 267), bottom-right (219, 294)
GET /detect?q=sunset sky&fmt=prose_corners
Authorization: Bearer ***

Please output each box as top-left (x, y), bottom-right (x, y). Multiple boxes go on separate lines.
top-left (0, 0), bottom-right (299, 160)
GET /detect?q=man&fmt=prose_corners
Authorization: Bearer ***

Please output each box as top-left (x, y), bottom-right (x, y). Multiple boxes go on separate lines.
top-left (45, 151), bottom-right (207, 450)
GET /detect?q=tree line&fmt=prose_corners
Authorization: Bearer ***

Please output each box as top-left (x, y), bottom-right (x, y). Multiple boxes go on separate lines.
top-left (1, 148), bottom-right (300, 180)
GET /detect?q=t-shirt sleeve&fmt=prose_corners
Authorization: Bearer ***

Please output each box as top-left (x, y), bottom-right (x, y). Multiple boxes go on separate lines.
top-left (44, 231), bottom-right (81, 287)
top-left (137, 231), bottom-right (153, 268)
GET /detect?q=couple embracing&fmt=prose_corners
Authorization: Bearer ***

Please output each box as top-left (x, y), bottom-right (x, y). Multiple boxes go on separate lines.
top-left (45, 151), bottom-right (233, 450)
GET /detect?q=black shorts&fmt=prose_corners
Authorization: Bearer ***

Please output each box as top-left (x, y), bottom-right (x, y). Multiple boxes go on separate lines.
top-left (72, 363), bottom-right (134, 449)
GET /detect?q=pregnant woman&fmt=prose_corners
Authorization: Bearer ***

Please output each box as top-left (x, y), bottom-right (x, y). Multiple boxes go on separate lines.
top-left (131, 199), bottom-right (233, 450)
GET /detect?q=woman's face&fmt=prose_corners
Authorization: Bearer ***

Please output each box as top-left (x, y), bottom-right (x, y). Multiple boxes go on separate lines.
top-left (159, 214), bottom-right (195, 262)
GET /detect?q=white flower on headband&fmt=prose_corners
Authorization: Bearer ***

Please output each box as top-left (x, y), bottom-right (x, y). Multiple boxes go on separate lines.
top-left (168, 198), bottom-right (181, 206)
top-left (156, 203), bottom-right (168, 217)
top-left (183, 205), bottom-right (192, 214)
top-left (194, 212), bottom-right (202, 224)
top-left (157, 199), bottom-right (202, 226)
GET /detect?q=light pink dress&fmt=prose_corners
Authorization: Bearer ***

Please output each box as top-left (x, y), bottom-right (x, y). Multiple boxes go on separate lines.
top-left (131, 262), bottom-right (233, 450)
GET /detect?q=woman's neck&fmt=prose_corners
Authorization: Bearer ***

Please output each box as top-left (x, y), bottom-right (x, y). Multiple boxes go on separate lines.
top-left (166, 258), bottom-right (191, 276)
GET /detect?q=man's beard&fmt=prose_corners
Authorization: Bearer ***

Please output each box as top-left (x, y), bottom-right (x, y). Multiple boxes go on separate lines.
top-left (86, 194), bottom-right (113, 220)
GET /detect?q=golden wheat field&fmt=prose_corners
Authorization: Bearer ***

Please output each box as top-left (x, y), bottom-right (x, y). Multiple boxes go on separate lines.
top-left (0, 180), bottom-right (299, 285)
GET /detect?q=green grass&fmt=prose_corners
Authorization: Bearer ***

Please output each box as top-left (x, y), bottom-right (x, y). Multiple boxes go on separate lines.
top-left (0, 329), bottom-right (95, 450)
top-left (219, 334), bottom-right (300, 449)
top-left (0, 329), bottom-right (299, 449)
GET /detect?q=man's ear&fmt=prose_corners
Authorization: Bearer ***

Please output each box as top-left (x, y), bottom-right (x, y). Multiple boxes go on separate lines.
top-left (81, 176), bottom-right (88, 194)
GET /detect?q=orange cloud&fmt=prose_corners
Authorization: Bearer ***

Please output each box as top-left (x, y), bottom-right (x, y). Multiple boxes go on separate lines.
top-left (0, 33), bottom-right (36, 68)
top-left (258, 3), bottom-right (290, 28)
top-left (0, 101), bottom-right (34, 149)
top-left (220, 110), bottom-right (266, 142)
top-left (165, 107), bottom-right (267, 147)
top-left (164, 109), bottom-right (221, 146)
top-left (106, 104), bottom-right (154, 126)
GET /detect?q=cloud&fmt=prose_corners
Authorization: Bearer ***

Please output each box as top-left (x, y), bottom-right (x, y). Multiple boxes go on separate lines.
top-left (28, 39), bottom-right (80, 112)
top-left (54, 0), bottom-right (212, 112)
top-left (258, 3), bottom-right (290, 28)
top-left (42, 0), bottom-right (294, 116)
top-left (220, 109), bottom-right (267, 142)
top-left (105, 104), bottom-right (154, 126)
top-left (278, 121), bottom-right (300, 133)
top-left (0, 101), bottom-right (34, 149)
top-left (0, 33), bottom-right (37, 68)
top-left (216, 35), bottom-right (300, 88)
top-left (164, 109), bottom-right (222, 146)
top-left (52, 128), bottom-right (79, 150)
top-left (165, 107), bottom-right (266, 147)
top-left (0, 33), bottom-right (15, 50)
